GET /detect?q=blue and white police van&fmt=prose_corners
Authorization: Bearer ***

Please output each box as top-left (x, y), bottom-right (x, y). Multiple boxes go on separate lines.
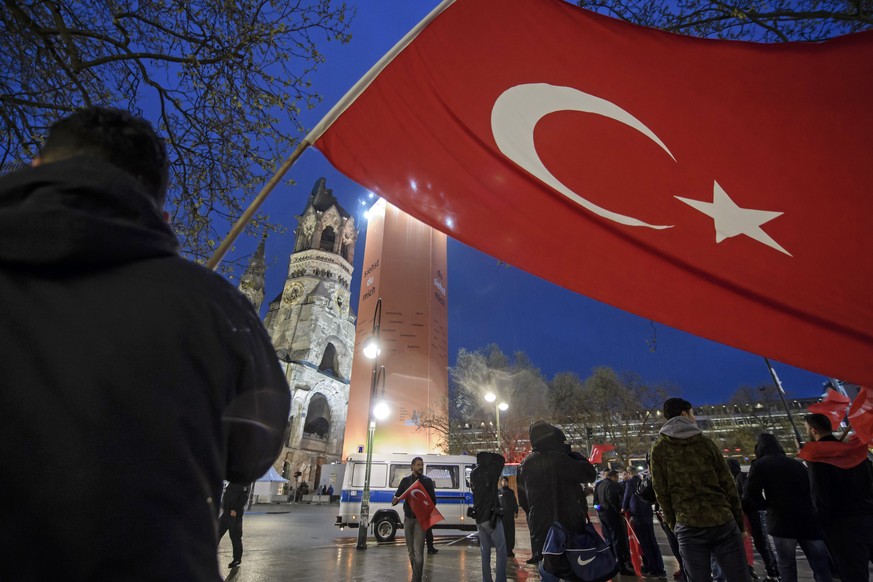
top-left (336, 453), bottom-right (477, 542)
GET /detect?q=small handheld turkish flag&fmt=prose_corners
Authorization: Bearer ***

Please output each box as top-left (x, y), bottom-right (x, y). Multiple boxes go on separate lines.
top-left (399, 479), bottom-right (444, 531)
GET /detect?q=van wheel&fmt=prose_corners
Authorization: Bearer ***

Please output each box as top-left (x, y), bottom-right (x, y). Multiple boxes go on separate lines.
top-left (373, 515), bottom-right (397, 542)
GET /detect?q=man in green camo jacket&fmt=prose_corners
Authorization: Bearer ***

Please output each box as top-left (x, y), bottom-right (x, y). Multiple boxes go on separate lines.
top-left (650, 398), bottom-right (750, 582)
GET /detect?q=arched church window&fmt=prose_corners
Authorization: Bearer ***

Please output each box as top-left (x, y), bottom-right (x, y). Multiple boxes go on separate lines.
top-left (319, 227), bottom-right (336, 252)
top-left (318, 342), bottom-right (341, 379)
top-left (303, 394), bottom-right (331, 439)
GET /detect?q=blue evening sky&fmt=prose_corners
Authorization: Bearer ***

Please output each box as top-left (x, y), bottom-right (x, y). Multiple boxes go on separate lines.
top-left (225, 0), bottom-right (830, 404)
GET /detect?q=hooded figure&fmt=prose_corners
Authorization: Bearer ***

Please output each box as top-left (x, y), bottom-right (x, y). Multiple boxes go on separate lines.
top-left (517, 421), bottom-right (597, 562)
top-left (744, 434), bottom-right (823, 540)
top-left (744, 434), bottom-right (831, 582)
top-left (470, 452), bottom-right (507, 582)
top-left (0, 108), bottom-right (290, 581)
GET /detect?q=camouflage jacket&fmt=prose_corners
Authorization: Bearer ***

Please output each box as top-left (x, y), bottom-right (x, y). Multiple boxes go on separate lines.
top-left (650, 416), bottom-right (743, 532)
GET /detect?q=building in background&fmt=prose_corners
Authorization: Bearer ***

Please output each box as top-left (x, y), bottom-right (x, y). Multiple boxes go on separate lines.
top-left (242, 178), bottom-right (357, 490)
top-left (343, 198), bottom-right (449, 458)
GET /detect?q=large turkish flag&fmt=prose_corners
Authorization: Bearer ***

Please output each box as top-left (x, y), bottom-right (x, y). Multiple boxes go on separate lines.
top-left (311, 0), bottom-right (873, 385)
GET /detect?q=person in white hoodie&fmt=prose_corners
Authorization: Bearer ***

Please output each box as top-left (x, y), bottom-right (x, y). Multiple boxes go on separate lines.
top-left (649, 398), bottom-right (750, 582)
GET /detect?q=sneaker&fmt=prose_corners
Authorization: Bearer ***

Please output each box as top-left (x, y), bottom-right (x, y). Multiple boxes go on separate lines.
top-left (507, 551), bottom-right (515, 557)
top-left (526, 557), bottom-right (539, 565)
top-left (228, 559), bottom-right (241, 568)
top-left (619, 568), bottom-right (637, 576)
top-left (427, 547), bottom-right (438, 554)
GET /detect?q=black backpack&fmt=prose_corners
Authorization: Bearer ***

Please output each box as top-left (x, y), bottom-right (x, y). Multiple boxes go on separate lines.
top-left (635, 473), bottom-right (657, 505)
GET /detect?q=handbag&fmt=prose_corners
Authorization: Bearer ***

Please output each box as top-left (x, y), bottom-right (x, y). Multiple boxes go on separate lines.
top-left (542, 520), bottom-right (619, 582)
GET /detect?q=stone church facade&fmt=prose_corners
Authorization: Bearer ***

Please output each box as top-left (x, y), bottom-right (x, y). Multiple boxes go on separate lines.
top-left (239, 177), bottom-right (357, 492)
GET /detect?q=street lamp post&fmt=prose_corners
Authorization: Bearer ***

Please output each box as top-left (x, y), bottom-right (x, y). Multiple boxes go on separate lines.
top-left (484, 392), bottom-right (509, 453)
top-left (357, 298), bottom-right (385, 551)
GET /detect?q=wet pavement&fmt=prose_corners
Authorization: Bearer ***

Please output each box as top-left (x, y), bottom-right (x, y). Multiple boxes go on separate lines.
top-left (218, 503), bottom-right (828, 581)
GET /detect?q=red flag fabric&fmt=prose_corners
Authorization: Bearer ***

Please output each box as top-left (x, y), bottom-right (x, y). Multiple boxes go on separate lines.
top-left (847, 387), bottom-right (873, 445)
top-left (797, 434), bottom-right (870, 469)
top-left (807, 388), bottom-right (851, 431)
top-left (398, 479), bottom-right (444, 531)
top-left (588, 444), bottom-right (615, 465)
top-left (624, 515), bottom-right (643, 576)
top-left (311, 0), bottom-right (873, 386)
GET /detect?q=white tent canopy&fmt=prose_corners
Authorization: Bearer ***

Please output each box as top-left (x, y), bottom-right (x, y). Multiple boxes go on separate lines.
top-left (257, 466), bottom-right (288, 483)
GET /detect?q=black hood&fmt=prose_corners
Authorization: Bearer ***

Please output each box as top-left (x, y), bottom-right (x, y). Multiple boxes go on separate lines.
top-left (755, 433), bottom-right (786, 458)
top-left (0, 156), bottom-right (177, 269)
top-left (529, 421), bottom-right (568, 452)
top-left (476, 451), bottom-right (506, 469)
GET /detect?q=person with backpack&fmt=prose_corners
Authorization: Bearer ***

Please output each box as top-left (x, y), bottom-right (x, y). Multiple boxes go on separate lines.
top-left (623, 467), bottom-right (667, 577)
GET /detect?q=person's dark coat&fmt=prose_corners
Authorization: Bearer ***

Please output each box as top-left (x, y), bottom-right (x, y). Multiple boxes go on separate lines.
top-left (471, 452), bottom-right (506, 525)
top-left (518, 421), bottom-right (597, 559)
top-left (395, 472), bottom-right (437, 519)
top-left (222, 483), bottom-right (249, 515)
top-left (500, 485), bottom-right (519, 518)
top-left (743, 434), bottom-right (824, 539)
top-left (621, 474), bottom-right (654, 520)
top-left (803, 435), bottom-right (873, 527)
top-left (0, 158), bottom-right (290, 581)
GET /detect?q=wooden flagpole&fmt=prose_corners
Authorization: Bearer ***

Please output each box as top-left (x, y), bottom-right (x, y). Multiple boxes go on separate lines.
top-left (205, 0), bottom-right (456, 271)
top-left (206, 139), bottom-right (310, 271)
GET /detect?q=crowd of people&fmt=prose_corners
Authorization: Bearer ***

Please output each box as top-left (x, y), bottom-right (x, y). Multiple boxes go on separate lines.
top-left (4, 106), bottom-right (871, 581)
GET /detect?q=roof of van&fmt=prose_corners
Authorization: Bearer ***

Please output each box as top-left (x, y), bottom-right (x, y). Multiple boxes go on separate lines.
top-left (345, 453), bottom-right (477, 464)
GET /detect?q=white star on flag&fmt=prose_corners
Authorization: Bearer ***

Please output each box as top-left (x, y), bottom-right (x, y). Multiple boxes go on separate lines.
top-left (676, 181), bottom-right (791, 256)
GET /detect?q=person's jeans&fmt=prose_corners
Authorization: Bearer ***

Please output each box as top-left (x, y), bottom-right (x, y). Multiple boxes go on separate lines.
top-left (476, 520), bottom-right (507, 582)
top-left (771, 537), bottom-right (832, 582)
top-left (674, 521), bottom-right (751, 582)
top-left (404, 516), bottom-right (426, 582)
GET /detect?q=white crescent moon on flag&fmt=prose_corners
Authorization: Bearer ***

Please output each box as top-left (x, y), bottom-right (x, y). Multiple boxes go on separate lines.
top-left (491, 83), bottom-right (675, 229)
top-left (410, 489), bottom-right (429, 505)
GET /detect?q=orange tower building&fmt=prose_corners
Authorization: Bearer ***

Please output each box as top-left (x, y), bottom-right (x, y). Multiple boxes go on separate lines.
top-left (342, 199), bottom-right (448, 458)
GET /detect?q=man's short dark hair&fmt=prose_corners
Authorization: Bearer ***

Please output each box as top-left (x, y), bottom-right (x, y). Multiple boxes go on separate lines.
top-left (606, 470), bottom-right (619, 479)
top-left (411, 456), bottom-right (423, 467)
top-left (663, 397), bottom-right (693, 419)
top-left (40, 106), bottom-right (169, 206)
top-left (805, 413), bottom-right (833, 435)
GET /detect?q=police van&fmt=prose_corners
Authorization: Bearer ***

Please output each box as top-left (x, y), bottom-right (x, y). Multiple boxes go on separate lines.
top-left (336, 453), bottom-right (477, 542)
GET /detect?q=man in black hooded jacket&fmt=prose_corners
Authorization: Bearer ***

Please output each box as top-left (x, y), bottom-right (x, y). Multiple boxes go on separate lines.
top-left (743, 434), bottom-right (831, 582)
top-left (518, 421), bottom-right (597, 579)
top-left (0, 107), bottom-right (290, 581)
top-left (471, 452), bottom-right (507, 582)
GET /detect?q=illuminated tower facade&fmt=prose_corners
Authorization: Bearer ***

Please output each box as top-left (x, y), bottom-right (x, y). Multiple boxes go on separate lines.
top-left (343, 199), bottom-right (449, 458)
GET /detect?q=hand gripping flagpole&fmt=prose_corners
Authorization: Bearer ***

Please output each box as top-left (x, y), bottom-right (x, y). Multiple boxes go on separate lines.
top-left (205, 0), bottom-right (456, 271)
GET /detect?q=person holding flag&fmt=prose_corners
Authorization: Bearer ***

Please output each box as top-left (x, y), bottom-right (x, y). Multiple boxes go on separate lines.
top-left (801, 413), bottom-right (873, 582)
top-left (392, 457), bottom-right (440, 582)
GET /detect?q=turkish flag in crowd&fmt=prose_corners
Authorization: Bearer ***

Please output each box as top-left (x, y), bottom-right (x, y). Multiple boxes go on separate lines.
top-left (625, 515), bottom-right (643, 576)
top-left (311, 0), bottom-right (873, 386)
top-left (588, 444), bottom-right (615, 464)
top-left (798, 434), bottom-right (870, 469)
top-left (399, 479), bottom-right (444, 531)
top-left (847, 387), bottom-right (873, 445)
top-left (807, 388), bottom-right (851, 430)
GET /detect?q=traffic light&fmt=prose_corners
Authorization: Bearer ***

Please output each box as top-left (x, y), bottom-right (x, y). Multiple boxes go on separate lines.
top-left (586, 427), bottom-right (593, 438)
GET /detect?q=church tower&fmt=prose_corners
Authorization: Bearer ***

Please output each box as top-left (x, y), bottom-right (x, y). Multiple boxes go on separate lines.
top-left (264, 178), bottom-right (357, 490)
top-left (238, 236), bottom-right (266, 313)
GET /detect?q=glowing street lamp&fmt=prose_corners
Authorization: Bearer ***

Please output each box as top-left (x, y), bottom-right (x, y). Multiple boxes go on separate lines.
top-left (357, 298), bottom-right (389, 550)
top-left (485, 391), bottom-right (509, 452)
